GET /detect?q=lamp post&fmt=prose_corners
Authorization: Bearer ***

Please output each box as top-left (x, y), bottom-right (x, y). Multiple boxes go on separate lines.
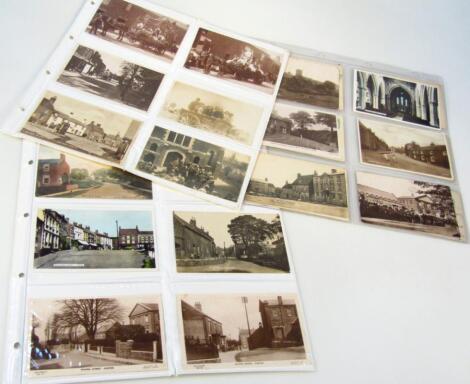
top-left (242, 296), bottom-right (251, 336)
top-left (115, 220), bottom-right (119, 250)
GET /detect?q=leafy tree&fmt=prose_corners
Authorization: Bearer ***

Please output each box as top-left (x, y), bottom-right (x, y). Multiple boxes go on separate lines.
top-left (71, 168), bottom-right (89, 181)
top-left (112, 324), bottom-right (145, 341)
top-left (289, 110), bottom-right (315, 130)
top-left (52, 298), bottom-right (123, 341)
top-left (227, 215), bottom-right (275, 258)
top-left (315, 112), bottom-right (337, 131)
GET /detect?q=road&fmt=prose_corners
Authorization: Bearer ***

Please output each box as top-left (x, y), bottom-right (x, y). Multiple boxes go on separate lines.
top-left (32, 350), bottom-right (126, 370)
top-left (178, 258), bottom-right (287, 273)
top-left (34, 249), bottom-right (151, 269)
top-left (58, 181), bottom-right (152, 199)
top-left (218, 349), bottom-right (241, 363)
top-left (245, 194), bottom-right (349, 220)
top-left (22, 123), bottom-right (124, 163)
top-left (362, 150), bottom-right (452, 178)
top-left (235, 346), bottom-right (306, 362)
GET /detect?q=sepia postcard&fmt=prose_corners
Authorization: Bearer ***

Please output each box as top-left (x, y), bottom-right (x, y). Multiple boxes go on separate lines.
top-left (245, 152), bottom-right (349, 220)
top-left (184, 27), bottom-right (284, 94)
top-left (173, 211), bottom-right (290, 273)
top-left (36, 146), bottom-right (152, 199)
top-left (86, 0), bottom-right (188, 62)
top-left (278, 56), bottom-right (343, 110)
top-left (136, 126), bottom-right (250, 203)
top-left (33, 208), bottom-right (156, 269)
top-left (356, 171), bottom-right (465, 241)
top-left (159, 81), bottom-right (264, 145)
top-left (358, 119), bottom-right (453, 179)
top-left (58, 45), bottom-right (164, 111)
top-left (27, 295), bottom-right (166, 377)
top-left (20, 91), bottom-right (141, 164)
top-left (178, 293), bottom-right (313, 371)
top-left (264, 102), bottom-right (344, 161)
top-left (354, 69), bottom-right (445, 129)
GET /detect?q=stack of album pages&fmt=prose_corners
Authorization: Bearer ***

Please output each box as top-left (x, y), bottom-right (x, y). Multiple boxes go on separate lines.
top-left (0, 0), bottom-right (466, 383)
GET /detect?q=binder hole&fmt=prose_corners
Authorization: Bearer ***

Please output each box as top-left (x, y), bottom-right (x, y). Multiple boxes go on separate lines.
top-left (46, 70), bottom-right (51, 75)
top-left (91, 0), bottom-right (95, 4)
top-left (18, 272), bottom-right (25, 278)
top-left (23, 213), bottom-right (29, 218)
top-left (20, 107), bottom-right (25, 112)
top-left (14, 342), bottom-right (20, 349)
top-left (69, 35), bottom-right (74, 40)
top-left (28, 160), bottom-right (34, 165)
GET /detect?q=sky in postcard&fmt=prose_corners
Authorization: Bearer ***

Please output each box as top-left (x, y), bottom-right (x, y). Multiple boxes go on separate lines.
top-left (285, 56), bottom-right (340, 84)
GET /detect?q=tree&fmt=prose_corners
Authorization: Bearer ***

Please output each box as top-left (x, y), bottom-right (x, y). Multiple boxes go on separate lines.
top-left (119, 62), bottom-right (142, 101)
top-left (52, 299), bottom-right (124, 342)
top-left (289, 110), bottom-right (315, 130)
top-left (315, 112), bottom-right (337, 132)
top-left (71, 168), bottom-right (89, 181)
top-left (227, 215), bottom-right (276, 258)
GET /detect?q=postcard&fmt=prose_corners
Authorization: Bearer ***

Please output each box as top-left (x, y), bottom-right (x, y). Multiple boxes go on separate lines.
top-left (356, 171), bottom-right (465, 240)
top-left (136, 126), bottom-right (250, 203)
top-left (354, 69), bottom-right (444, 129)
top-left (27, 295), bottom-right (166, 377)
top-left (358, 119), bottom-right (453, 179)
top-left (278, 56), bottom-right (343, 110)
top-left (159, 81), bottom-right (264, 145)
top-left (264, 102), bottom-right (344, 161)
top-left (36, 146), bottom-right (152, 199)
top-left (178, 293), bottom-right (313, 371)
top-left (58, 45), bottom-right (164, 111)
top-left (33, 208), bottom-right (156, 269)
top-left (184, 27), bottom-right (284, 94)
top-left (245, 152), bottom-right (349, 220)
top-left (86, 0), bottom-right (188, 62)
top-left (173, 211), bottom-right (290, 273)
top-left (20, 91), bottom-right (141, 164)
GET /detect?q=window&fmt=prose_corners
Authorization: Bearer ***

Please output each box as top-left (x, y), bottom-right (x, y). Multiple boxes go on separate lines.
top-left (43, 164), bottom-right (50, 172)
top-left (145, 315), bottom-right (149, 323)
top-left (149, 143), bottom-right (158, 152)
top-left (182, 136), bottom-right (192, 147)
top-left (42, 176), bottom-right (50, 184)
top-left (175, 134), bottom-right (184, 145)
top-left (167, 131), bottom-right (177, 143)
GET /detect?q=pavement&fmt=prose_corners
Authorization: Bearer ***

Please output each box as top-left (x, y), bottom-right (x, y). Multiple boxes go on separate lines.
top-left (34, 249), bottom-right (151, 269)
top-left (53, 182), bottom-right (152, 199)
top-left (265, 132), bottom-right (336, 152)
top-left (178, 258), bottom-right (286, 273)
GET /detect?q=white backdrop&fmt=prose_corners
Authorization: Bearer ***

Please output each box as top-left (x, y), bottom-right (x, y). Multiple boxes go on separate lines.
top-left (1, 1), bottom-right (469, 383)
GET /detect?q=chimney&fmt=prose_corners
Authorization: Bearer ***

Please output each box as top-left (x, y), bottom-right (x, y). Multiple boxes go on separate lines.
top-left (297, 173), bottom-right (301, 178)
top-left (264, 177), bottom-right (268, 182)
top-left (189, 217), bottom-right (197, 227)
top-left (277, 296), bottom-right (283, 305)
top-left (194, 302), bottom-right (202, 312)
top-left (331, 169), bottom-right (337, 174)
top-left (60, 153), bottom-right (66, 162)
top-left (295, 69), bottom-right (303, 77)
top-left (86, 226), bottom-right (90, 230)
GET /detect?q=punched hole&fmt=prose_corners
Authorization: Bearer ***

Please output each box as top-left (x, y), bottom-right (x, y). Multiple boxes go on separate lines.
top-left (18, 272), bottom-right (25, 278)
top-left (14, 342), bottom-right (20, 349)
top-left (69, 35), bottom-right (74, 40)
top-left (23, 213), bottom-right (29, 218)
top-left (28, 160), bottom-right (34, 165)
top-left (20, 107), bottom-right (25, 112)
top-left (46, 70), bottom-right (51, 75)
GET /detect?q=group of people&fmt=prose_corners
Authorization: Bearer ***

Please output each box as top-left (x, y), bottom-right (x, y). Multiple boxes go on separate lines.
top-left (166, 159), bottom-right (216, 193)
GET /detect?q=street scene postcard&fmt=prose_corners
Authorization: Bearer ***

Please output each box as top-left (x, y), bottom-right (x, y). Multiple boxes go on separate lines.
top-left (177, 293), bottom-right (313, 372)
top-left (26, 295), bottom-right (166, 378)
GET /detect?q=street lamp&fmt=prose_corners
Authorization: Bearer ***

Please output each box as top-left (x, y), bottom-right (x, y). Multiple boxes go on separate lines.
top-left (115, 220), bottom-right (119, 250)
top-left (242, 296), bottom-right (251, 336)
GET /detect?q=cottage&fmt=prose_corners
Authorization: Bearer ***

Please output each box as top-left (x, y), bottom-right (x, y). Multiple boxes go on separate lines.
top-left (129, 303), bottom-right (160, 334)
top-left (173, 214), bottom-right (217, 259)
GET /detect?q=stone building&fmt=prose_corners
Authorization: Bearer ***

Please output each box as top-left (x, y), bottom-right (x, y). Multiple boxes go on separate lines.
top-left (128, 303), bottom-right (160, 334)
top-left (35, 209), bottom-right (69, 256)
top-left (266, 114), bottom-right (294, 136)
top-left (138, 127), bottom-right (224, 173)
top-left (280, 170), bottom-right (347, 207)
top-left (30, 96), bottom-right (57, 126)
top-left (181, 301), bottom-right (225, 349)
top-left (248, 178), bottom-right (276, 196)
top-left (85, 122), bottom-right (106, 142)
top-left (404, 142), bottom-right (449, 168)
top-left (173, 213), bottom-right (217, 260)
top-left (356, 70), bottom-right (440, 128)
top-left (248, 296), bottom-right (303, 349)
top-left (118, 226), bottom-right (154, 249)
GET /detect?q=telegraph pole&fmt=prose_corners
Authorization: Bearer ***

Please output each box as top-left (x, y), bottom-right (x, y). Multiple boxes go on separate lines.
top-left (242, 296), bottom-right (251, 336)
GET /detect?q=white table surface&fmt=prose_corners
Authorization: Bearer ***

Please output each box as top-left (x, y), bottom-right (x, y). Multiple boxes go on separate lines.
top-left (1, 1), bottom-right (469, 383)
